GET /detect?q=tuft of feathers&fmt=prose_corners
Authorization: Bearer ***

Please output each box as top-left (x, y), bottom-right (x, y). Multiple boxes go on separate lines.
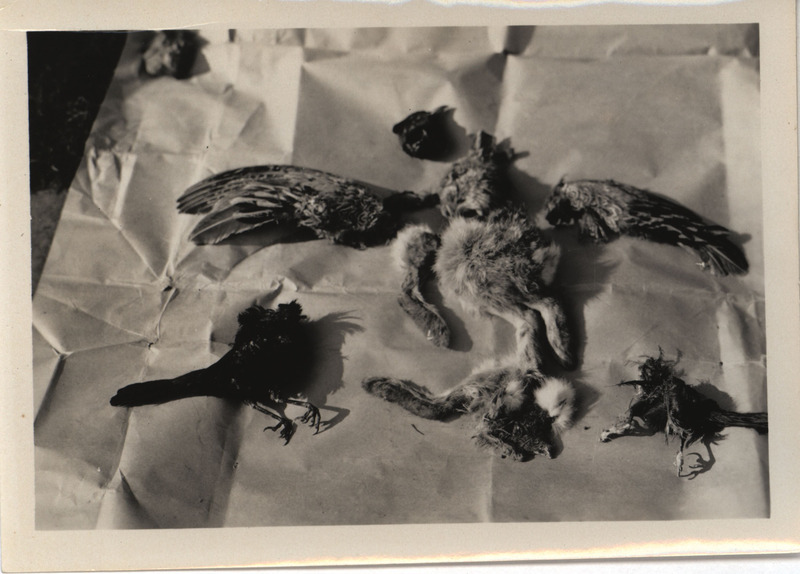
top-left (600, 349), bottom-right (767, 476)
top-left (362, 357), bottom-right (576, 461)
top-left (544, 179), bottom-right (749, 276)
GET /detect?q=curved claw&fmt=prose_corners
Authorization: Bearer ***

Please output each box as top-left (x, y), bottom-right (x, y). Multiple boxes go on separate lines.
top-left (684, 451), bottom-right (714, 475)
top-left (298, 404), bottom-right (322, 434)
top-left (264, 418), bottom-right (296, 445)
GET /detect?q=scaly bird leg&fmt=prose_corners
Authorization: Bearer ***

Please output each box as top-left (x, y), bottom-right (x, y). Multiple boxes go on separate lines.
top-left (286, 398), bottom-right (322, 434)
top-left (245, 400), bottom-right (296, 445)
top-left (675, 436), bottom-right (688, 477)
top-left (600, 415), bottom-right (636, 442)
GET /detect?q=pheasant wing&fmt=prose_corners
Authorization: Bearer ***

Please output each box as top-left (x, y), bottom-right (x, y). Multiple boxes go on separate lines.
top-left (177, 165), bottom-right (365, 244)
top-left (623, 187), bottom-right (749, 276)
top-left (546, 179), bottom-right (748, 276)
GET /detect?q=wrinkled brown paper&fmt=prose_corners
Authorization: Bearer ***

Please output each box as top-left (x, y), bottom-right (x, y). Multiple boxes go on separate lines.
top-left (33, 25), bottom-right (766, 529)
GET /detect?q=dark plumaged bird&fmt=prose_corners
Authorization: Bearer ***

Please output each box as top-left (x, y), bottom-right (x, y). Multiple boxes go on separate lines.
top-left (177, 164), bottom-right (436, 247)
top-left (600, 350), bottom-right (767, 476)
top-left (392, 105), bottom-right (454, 160)
top-left (545, 179), bottom-right (749, 276)
top-left (110, 301), bottom-right (320, 444)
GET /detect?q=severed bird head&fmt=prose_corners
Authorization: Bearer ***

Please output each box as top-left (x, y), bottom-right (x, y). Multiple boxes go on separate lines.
top-left (544, 178), bottom-right (584, 227)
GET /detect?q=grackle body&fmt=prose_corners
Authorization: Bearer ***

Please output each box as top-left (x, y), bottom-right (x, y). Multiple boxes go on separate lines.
top-left (600, 351), bottom-right (767, 476)
top-left (110, 301), bottom-right (320, 443)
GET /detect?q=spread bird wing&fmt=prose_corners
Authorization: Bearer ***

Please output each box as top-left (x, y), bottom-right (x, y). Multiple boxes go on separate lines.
top-left (546, 179), bottom-right (749, 276)
top-left (176, 165), bottom-right (364, 244)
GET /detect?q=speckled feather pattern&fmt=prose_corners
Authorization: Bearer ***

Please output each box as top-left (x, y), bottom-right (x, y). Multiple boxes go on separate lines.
top-left (177, 164), bottom-right (406, 247)
top-left (545, 179), bottom-right (749, 276)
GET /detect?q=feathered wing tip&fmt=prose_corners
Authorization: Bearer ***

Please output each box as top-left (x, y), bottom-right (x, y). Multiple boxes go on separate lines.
top-left (178, 164), bottom-right (381, 245)
top-left (683, 238), bottom-right (749, 277)
top-left (534, 377), bottom-right (576, 432)
top-left (177, 164), bottom-right (355, 212)
top-left (177, 165), bottom-right (299, 213)
top-left (186, 202), bottom-right (279, 245)
top-left (179, 178), bottom-right (301, 245)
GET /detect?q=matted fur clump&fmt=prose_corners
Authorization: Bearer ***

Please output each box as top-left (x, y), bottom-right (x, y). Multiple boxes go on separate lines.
top-left (437, 131), bottom-right (516, 219)
top-left (362, 357), bottom-right (576, 461)
top-left (391, 130), bottom-right (574, 369)
top-left (434, 208), bottom-right (572, 369)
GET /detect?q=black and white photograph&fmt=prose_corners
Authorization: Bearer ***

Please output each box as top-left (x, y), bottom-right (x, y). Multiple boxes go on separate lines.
top-left (2, 0), bottom-right (799, 571)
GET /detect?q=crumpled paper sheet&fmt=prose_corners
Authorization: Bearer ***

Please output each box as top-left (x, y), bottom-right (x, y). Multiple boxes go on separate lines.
top-left (32, 25), bottom-right (766, 529)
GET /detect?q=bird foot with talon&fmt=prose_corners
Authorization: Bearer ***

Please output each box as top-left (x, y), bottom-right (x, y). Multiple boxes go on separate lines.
top-left (264, 417), bottom-right (296, 444)
top-left (298, 404), bottom-right (322, 434)
top-left (682, 451), bottom-right (715, 478)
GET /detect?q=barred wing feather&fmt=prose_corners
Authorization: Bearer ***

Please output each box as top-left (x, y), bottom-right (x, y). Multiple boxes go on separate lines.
top-left (545, 179), bottom-right (749, 276)
top-left (177, 164), bottom-right (362, 245)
